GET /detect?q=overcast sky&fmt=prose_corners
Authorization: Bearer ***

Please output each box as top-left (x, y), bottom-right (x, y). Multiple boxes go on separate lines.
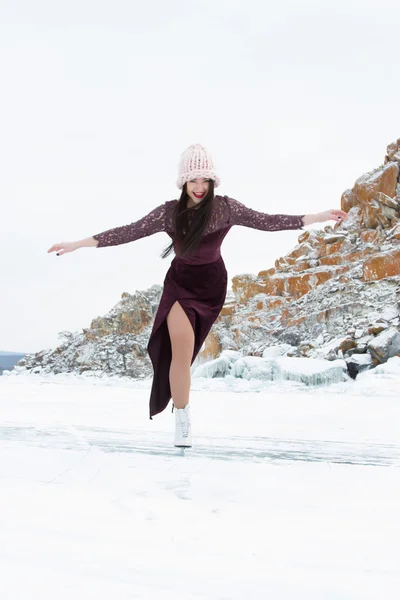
top-left (1, 0), bottom-right (399, 353)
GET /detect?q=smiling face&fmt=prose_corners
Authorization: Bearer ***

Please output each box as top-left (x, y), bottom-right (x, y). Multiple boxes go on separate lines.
top-left (186, 178), bottom-right (211, 208)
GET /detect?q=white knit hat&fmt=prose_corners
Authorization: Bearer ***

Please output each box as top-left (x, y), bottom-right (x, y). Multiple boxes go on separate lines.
top-left (176, 143), bottom-right (220, 189)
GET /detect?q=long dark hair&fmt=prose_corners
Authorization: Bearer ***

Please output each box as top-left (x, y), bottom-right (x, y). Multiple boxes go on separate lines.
top-left (161, 180), bottom-right (215, 259)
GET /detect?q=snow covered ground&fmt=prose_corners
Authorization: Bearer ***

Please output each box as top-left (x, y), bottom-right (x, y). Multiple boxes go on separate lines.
top-left (1, 366), bottom-right (400, 599)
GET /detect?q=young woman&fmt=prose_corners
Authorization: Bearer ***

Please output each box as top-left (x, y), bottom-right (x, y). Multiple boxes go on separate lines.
top-left (48, 144), bottom-right (348, 448)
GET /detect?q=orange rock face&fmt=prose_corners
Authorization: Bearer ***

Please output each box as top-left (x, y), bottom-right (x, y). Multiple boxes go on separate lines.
top-left (354, 162), bottom-right (398, 204)
top-left (288, 242), bottom-right (315, 260)
top-left (199, 329), bottom-right (222, 361)
top-left (292, 260), bottom-right (312, 272)
top-left (256, 297), bottom-right (286, 311)
top-left (339, 339), bottom-right (357, 353)
top-left (341, 161), bottom-right (399, 220)
top-left (285, 270), bottom-right (345, 299)
top-left (362, 250), bottom-right (400, 280)
top-left (220, 303), bottom-right (236, 317)
top-left (319, 255), bottom-right (342, 266)
top-left (233, 266), bottom-right (350, 303)
top-left (258, 267), bottom-right (276, 277)
top-left (231, 276), bottom-right (271, 304)
top-left (318, 239), bottom-right (347, 257)
top-left (384, 138), bottom-right (400, 162)
top-left (360, 230), bottom-right (381, 244)
top-left (341, 189), bottom-right (358, 213)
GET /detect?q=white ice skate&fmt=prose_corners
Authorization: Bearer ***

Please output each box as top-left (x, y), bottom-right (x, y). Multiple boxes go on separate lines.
top-left (174, 404), bottom-right (192, 448)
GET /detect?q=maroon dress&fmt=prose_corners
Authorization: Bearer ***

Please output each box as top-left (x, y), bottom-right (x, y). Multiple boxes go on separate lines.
top-left (93, 195), bottom-right (304, 418)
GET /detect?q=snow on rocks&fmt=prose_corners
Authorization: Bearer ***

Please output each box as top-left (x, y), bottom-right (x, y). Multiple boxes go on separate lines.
top-left (367, 327), bottom-right (400, 364)
top-left (191, 350), bottom-right (242, 378)
top-left (323, 233), bottom-right (349, 244)
top-left (274, 357), bottom-right (348, 386)
top-left (345, 353), bottom-right (374, 379)
top-left (230, 356), bottom-right (276, 380)
top-left (355, 355), bottom-right (400, 387)
top-left (316, 336), bottom-right (357, 359)
top-left (193, 354), bottom-right (348, 387)
top-left (262, 344), bottom-right (293, 358)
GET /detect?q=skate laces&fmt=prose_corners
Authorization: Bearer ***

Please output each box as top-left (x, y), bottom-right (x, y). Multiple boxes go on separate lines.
top-left (178, 409), bottom-right (190, 438)
top-left (180, 419), bottom-right (190, 438)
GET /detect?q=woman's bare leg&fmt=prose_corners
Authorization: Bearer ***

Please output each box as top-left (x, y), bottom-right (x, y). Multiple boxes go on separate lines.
top-left (166, 301), bottom-right (195, 409)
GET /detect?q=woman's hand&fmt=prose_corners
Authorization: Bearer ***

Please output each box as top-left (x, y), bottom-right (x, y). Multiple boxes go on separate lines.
top-left (48, 236), bottom-right (98, 255)
top-left (302, 209), bottom-right (348, 226)
top-left (47, 241), bottom-right (79, 256)
top-left (317, 209), bottom-right (348, 223)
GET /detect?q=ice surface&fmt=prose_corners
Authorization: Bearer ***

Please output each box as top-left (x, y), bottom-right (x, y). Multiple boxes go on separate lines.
top-left (1, 372), bottom-right (400, 599)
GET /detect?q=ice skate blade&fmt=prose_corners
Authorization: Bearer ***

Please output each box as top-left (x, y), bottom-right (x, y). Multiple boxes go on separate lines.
top-left (175, 445), bottom-right (191, 456)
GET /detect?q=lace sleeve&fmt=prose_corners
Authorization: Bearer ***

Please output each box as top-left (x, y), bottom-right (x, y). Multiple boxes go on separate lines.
top-left (225, 196), bottom-right (304, 231)
top-left (93, 201), bottom-right (173, 248)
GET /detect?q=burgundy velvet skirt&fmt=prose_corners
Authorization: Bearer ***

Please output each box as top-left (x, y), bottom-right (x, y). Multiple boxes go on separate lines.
top-left (146, 255), bottom-right (228, 418)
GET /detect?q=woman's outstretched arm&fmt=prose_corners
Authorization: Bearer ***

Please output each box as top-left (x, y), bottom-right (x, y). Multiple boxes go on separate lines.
top-left (92, 202), bottom-right (170, 248)
top-left (47, 201), bottom-right (173, 256)
top-left (225, 196), bottom-right (347, 231)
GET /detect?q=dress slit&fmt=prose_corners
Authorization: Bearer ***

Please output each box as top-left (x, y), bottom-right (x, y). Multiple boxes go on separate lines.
top-left (146, 256), bottom-right (228, 419)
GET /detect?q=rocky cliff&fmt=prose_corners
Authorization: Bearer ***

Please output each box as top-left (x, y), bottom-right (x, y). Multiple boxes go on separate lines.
top-left (17, 286), bottom-right (163, 378)
top-left (16, 139), bottom-right (400, 379)
top-left (203, 138), bottom-right (400, 377)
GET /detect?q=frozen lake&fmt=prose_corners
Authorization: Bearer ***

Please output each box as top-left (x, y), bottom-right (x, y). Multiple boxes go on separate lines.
top-left (1, 371), bottom-right (399, 599)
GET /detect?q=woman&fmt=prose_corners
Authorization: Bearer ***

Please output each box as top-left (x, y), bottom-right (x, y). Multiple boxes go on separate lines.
top-left (48, 144), bottom-right (348, 448)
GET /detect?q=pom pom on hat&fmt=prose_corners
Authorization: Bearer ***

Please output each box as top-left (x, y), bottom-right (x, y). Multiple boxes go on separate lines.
top-left (176, 143), bottom-right (220, 189)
